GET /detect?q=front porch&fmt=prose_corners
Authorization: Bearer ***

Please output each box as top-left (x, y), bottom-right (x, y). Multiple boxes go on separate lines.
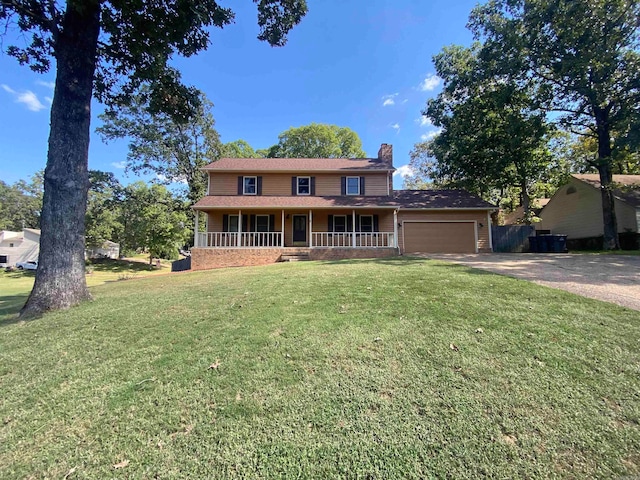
top-left (194, 209), bottom-right (398, 249)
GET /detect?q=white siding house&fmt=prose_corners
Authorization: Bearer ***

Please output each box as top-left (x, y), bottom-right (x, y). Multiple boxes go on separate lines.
top-left (0, 228), bottom-right (40, 267)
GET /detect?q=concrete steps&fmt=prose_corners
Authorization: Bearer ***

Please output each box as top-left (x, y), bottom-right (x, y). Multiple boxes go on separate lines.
top-left (280, 252), bottom-right (310, 262)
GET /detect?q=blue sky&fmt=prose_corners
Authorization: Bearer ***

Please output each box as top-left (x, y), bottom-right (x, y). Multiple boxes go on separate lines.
top-left (0, 0), bottom-right (478, 191)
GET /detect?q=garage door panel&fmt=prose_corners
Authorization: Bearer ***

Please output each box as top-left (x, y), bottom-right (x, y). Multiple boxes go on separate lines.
top-left (404, 222), bottom-right (476, 253)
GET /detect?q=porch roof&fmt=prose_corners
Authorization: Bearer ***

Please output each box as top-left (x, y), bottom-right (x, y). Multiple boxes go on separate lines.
top-left (192, 190), bottom-right (495, 210)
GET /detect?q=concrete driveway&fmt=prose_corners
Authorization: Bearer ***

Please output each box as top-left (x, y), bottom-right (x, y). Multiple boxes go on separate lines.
top-left (423, 253), bottom-right (640, 311)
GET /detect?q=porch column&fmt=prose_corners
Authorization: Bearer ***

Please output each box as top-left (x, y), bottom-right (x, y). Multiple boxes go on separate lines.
top-left (393, 209), bottom-right (399, 248)
top-left (309, 210), bottom-right (313, 247)
top-left (487, 211), bottom-right (493, 252)
top-left (238, 210), bottom-right (242, 247)
top-left (194, 211), bottom-right (199, 247)
top-left (352, 209), bottom-right (356, 247)
top-left (281, 210), bottom-right (285, 247)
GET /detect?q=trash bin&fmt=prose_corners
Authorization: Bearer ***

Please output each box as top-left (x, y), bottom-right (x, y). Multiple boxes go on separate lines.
top-left (537, 235), bottom-right (551, 253)
top-left (528, 236), bottom-right (539, 253)
top-left (551, 235), bottom-right (567, 253)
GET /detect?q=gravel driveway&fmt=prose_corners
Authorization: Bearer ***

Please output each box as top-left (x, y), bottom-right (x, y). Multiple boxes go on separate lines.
top-left (422, 253), bottom-right (640, 311)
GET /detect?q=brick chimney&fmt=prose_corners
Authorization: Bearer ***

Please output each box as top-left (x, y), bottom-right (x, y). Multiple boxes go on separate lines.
top-left (377, 143), bottom-right (393, 167)
top-left (377, 143), bottom-right (394, 194)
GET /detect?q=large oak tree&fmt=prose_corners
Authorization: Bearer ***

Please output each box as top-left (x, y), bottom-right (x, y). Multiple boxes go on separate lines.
top-left (469, 0), bottom-right (640, 248)
top-left (0, 0), bottom-right (307, 317)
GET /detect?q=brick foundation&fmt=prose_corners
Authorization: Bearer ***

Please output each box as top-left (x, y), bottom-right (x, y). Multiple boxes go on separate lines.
top-left (191, 247), bottom-right (399, 270)
top-left (309, 248), bottom-right (398, 261)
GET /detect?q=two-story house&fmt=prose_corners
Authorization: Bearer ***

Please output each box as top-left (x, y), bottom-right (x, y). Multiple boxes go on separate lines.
top-left (191, 144), bottom-right (494, 270)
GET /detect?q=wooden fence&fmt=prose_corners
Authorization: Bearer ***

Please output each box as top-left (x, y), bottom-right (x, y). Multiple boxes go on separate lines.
top-left (491, 225), bottom-right (535, 253)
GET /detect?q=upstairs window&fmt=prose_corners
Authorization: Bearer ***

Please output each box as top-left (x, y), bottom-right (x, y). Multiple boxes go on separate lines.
top-left (297, 176), bottom-right (311, 195)
top-left (346, 176), bottom-right (360, 195)
top-left (243, 176), bottom-right (257, 195)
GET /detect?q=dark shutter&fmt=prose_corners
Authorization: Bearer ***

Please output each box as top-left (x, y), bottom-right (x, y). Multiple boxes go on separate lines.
top-left (222, 214), bottom-right (229, 232)
top-left (328, 215), bottom-right (334, 232)
top-left (237, 176), bottom-right (243, 195)
top-left (269, 214), bottom-right (275, 232)
top-left (310, 177), bottom-right (316, 196)
top-left (250, 215), bottom-right (256, 232)
top-left (355, 214), bottom-right (361, 232)
top-left (291, 176), bottom-right (297, 195)
top-left (241, 215), bottom-right (248, 232)
top-left (340, 177), bottom-right (346, 195)
top-left (360, 177), bottom-right (366, 195)
top-left (373, 215), bottom-right (379, 232)
top-left (257, 176), bottom-right (263, 196)
top-left (347, 215), bottom-right (353, 232)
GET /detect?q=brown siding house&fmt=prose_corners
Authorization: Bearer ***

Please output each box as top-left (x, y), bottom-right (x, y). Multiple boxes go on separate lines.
top-left (191, 144), bottom-right (495, 270)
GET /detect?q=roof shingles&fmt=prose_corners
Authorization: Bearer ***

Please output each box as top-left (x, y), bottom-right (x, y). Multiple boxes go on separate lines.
top-left (202, 157), bottom-right (393, 172)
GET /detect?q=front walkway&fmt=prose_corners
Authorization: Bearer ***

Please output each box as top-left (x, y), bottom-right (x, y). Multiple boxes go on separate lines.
top-left (420, 253), bottom-right (640, 311)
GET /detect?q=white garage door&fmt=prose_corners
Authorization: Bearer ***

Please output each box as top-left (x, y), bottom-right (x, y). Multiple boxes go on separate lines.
top-left (403, 222), bottom-right (476, 253)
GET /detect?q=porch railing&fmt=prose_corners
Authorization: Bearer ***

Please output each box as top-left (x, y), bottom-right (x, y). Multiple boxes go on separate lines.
top-left (197, 232), bottom-right (283, 248)
top-left (311, 232), bottom-right (395, 248)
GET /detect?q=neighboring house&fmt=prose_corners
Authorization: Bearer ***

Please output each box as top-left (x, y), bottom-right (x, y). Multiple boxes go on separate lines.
top-left (502, 199), bottom-right (550, 225)
top-left (0, 228), bottom-right (40, 267)
top-left (86, 241), bottom-right (120, 259)
top-left (190, 144), bottom-right (495, 270)
top-left (538, 174), bottom-right (640, 246)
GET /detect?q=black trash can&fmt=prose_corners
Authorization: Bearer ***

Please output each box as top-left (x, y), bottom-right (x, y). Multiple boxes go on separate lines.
top-left (551, 235), bottom-right (567, 253)
top-left (528, 236), bottom-right (539, 253)
top-left (537, 235), bottom-right (551, 253)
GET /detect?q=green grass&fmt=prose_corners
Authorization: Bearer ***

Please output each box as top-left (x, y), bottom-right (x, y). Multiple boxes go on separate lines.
top-left (1, 258), bottom-right (639, 478)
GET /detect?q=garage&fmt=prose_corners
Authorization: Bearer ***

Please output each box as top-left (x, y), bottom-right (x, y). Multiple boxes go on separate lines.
top-left (403, 221), bottom-right (477, 253)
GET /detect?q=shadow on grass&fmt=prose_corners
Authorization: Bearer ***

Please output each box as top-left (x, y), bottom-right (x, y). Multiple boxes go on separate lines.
top-left (88, 258), bottom-right (160, 273)
top-left (0, 294), bottom-right (28, 326)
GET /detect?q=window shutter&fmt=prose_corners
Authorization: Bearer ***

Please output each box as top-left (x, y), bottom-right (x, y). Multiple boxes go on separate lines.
top-left (223, 214), bottom-right (229, 232)
top-left (237, 176), bottom-right (243, 195)
top-left (250, 215), bottom-right (256, 232)
top-left (328, 215), bottom-right (334, 232)
top-left (341, 177), bottom-right (346, 195)
top-left (257, 176), bottom-right (263, 196)
top-left (355, 214), bottom-right (361, 232)
top-left (241, 215), bottom-right (248, 232)
top-left (373, 215), bottom-right (379, 232)
top-left (347, 215), bottom-right (353, 232)
top-left (292, 176), bottom-right (297, 196)
top-left (360, 177), bottom-right (365, 195)
top-left (310, 177), bottom-right (316, 196)
top-left (269, 214), bottom-right (275, 232)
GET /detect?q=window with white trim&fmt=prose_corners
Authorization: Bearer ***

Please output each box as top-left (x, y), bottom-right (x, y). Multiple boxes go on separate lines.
top-left (297, 176), bottom-right (311, 195)
top-left (228, 215), bottom-right (239, 232)
top-left (346, 176), bottom-right (360, 195)
top-left (243, 176), bottom-right (257, 195)
top-left (333, 215), bottom-right (347, 232)
top-left (359, 215), bottom-right (373, 232)
top-left (256, 215), bottom-right (270, 232)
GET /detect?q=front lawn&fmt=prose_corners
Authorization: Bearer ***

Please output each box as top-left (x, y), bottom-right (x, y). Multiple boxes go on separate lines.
top-left (1, 258), bottom-right (638, 478)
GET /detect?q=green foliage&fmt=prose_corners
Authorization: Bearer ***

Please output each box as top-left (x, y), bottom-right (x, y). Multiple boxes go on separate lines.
top-left (414, 44), bottom-right (552, 221)
top-left (119, 182), bottom-right (190, 262)
top-left (267, 123), bottom-right (367, 158)
top-left (85, 170), bottom-right (123, 249)
top-left (221, 139), bottom-right (263, 158)
top-left (0, 172), bottom-right (43, 230)
top-left (97, 89), bottom-right (221, 204)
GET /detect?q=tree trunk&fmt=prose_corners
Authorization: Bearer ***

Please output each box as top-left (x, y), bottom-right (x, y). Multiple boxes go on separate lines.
top-left (21, 2), bottom-right (101, 317)
top-left (594, 107), bottom-right (620, 250)
top-left (520, 179), bottom-right (531, 225)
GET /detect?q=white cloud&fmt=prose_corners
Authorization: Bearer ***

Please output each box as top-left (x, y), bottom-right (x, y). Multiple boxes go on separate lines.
top-left (416, 116), bottom-right (432, 127)
top-left (1, 84), bottom-right (47, 111)
top-left (36, 80), bottom-right (55, 89)
top-left (419, 74), bottom-right (441, 92)
top-left (44, 96), bottom-right (53, 105)
top-left (111, 161), bottom-right (127, 169)
top-left (390, 123), bottom-right (400, 131)
top-left (156, 173), bottom-right (188, 185)
top-left (420, 129), bottom-right (442, 141)
top-left (393, 164), bottom-right (414, 178)
top-left (382, 93), bottom-right (398, 107)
